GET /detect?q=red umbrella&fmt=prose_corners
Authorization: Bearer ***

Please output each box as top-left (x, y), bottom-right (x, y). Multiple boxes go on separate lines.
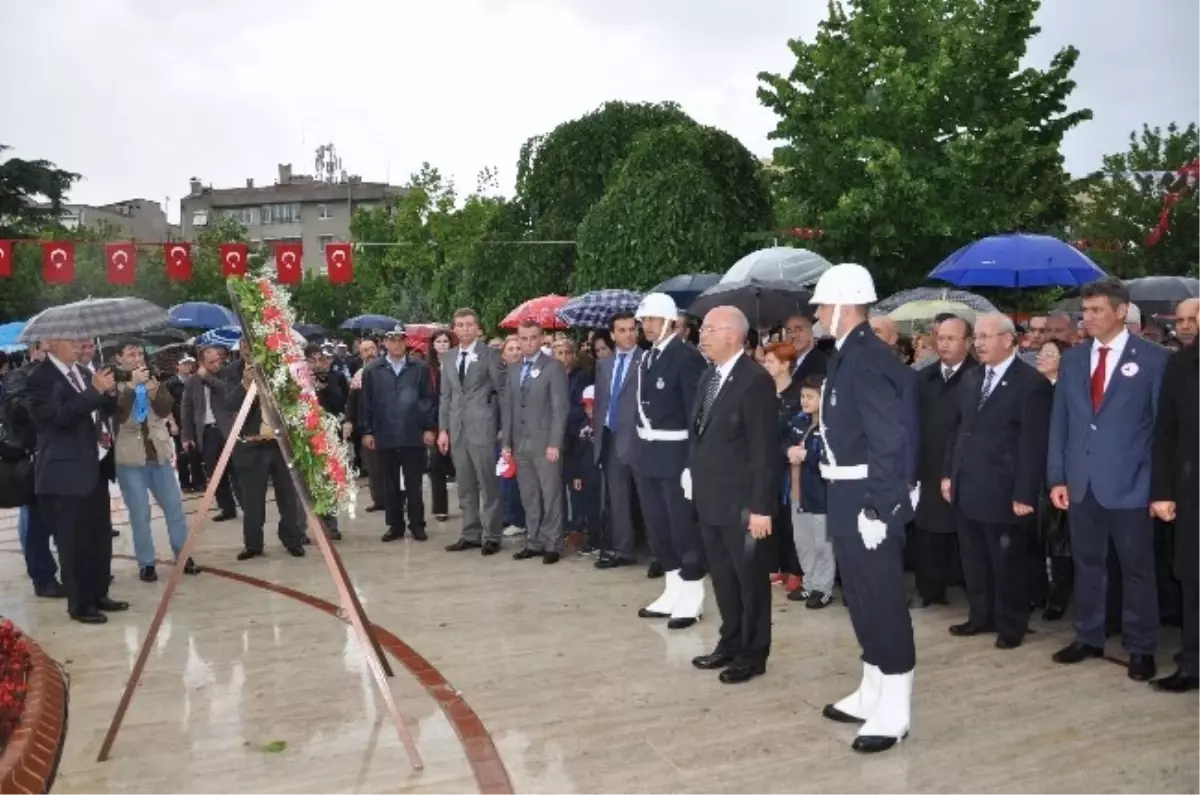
top-left (498, 295), bottom-right (570, 330)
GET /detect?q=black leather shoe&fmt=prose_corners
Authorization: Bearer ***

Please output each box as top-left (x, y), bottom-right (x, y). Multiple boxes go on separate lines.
top-left (411, 528), bottom-right (428, 542)
top-left (1150, 669), bottom-right (1200, 693)
top-left (446, 539), bottom-right (482, 552)
top-left (719, 663), bottom-right (764, 684)
top-left (382, 528), bottom-right (404, 542)
top-left (139, 566), bottom-right (158, 583)
top-left (96, 597), bottom-right (130, 612)
top-left (182, 558), bottom-right (201, 575)
top-left (71, 607), bottom-right (107, 624)
top-left (1042, 605), bottom-right (1066, 622)
top-left (821, 704), bottom-right (866, 724)
top-left (513, 548), bottom-right (541, 560)
top-left (112, 529), bottom-right (120, 537)
top-left (949, 622), bottom-right (994, 637)
top-left (1052, 641), bottom-right (1104, 664)
top-left (638, 606), bottom-right (670, 619)
top-left (995, 634), bottom-right (1023, 650)
top-left (646, 560), bottom-right (664, 579)
top-left (691, 653), bottom-right (734, 670)
top-left (301, 535), bottom-right (312, 546)
top-left (668, 616), bottom-right (699, 630)
top-left (286, 545), bottom-right (306, 557)
top-left (364, 504), bottom-right (384, 513)
top-left (481, 541), bottom-right (501, 556)
top-left (852, 732), bottom-right (907, 754)
top-left (594, 554), bottom-right (636, 570)
top-left (542, 552), bottom-right (561, 564)
top-left (329, 530), bottom-right (343, 541)
top-left (1127, 653), bottom-right (1157, 682)
top-left (237, 548), bottom-right (264, 561)
top-left (34, 581), bottom-right (65, 599)
top-left (213, 511), bottom-right (237, 522)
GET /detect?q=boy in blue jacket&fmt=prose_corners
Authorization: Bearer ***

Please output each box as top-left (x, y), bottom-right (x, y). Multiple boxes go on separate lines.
top-left (785, 374), bottom-right (835, 608)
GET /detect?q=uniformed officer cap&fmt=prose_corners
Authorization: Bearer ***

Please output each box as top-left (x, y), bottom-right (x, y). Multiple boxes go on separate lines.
top-left (809, 263), bottom-right (877, 305)
top-left (635, 292), bottom-right (678, 321)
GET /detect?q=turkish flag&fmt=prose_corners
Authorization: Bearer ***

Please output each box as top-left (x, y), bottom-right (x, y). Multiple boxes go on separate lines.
top-left (163, 243), bottom-right (193, 281)
top-left (42, 242), bottom-right (75, 284)
top-left (275, 243), bottom-right (303, 284)
top-left (106, 243), bottom-right (137, 285)
top-left (219, 243), bottom-right (249, 277)
top-left (325, 243), bottom-right (353, 283)
top-left (0, 240), bottom-right (12, 278)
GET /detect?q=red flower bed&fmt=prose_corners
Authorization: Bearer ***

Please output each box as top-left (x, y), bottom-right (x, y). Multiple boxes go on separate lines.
top-left (0, 621), bottom-right (30, 753)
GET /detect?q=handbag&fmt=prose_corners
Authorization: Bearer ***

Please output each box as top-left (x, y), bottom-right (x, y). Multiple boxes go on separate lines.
top-left (0, 455), bottom-right (34, 508)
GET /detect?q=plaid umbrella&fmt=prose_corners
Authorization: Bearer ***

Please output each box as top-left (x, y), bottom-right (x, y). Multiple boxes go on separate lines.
top-left (499, 295), bottom-right (570, 330)
top-left (17, 297), bottom-right (168, 343)
top-left (873, 287), bottom-right (998, 315)
top-left (557, 289), bottom-right (643, 329)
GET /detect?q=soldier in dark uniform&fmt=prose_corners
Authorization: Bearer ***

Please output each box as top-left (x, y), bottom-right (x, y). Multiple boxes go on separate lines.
top-left (811, 264), bottom-right (916, 754)
top-left (630, 293), bottom-right (709, 628)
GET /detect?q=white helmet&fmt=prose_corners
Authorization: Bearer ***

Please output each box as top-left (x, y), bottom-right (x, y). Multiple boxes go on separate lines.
top-left (809, 263), bottom-right (877, 306)
top-left (635, 292), bottom-right (679, 321)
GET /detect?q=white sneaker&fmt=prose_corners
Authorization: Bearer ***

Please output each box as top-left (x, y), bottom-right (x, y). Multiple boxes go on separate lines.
top-left (502, 526), bottom-right (526, 537)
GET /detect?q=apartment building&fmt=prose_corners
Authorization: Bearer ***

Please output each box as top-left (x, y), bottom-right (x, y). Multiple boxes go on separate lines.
top-left (179, 164), bottom-right (404, 273)
top-left (36, 198), bottom-right (175, 241)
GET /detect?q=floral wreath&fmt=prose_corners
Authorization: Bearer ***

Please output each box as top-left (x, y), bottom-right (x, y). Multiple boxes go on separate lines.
top-left (228, 276), bottom-right (357, 518)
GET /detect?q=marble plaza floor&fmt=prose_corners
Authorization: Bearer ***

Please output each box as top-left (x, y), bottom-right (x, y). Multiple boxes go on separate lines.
top-left (0, 483), bottom-right (1196, 794)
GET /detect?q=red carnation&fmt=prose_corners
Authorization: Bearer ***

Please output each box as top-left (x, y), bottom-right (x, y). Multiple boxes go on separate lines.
top-left (311, 433), bottom-right (329, 455)
top-left (263, 306), bottom-right (283, 324)
top-left (259, 281), bottom-right (274, 298)
top-left (305, 410), bottom-right (321, 431)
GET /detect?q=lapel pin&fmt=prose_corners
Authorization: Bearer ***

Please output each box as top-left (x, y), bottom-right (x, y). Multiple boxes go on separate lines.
top-left (1121, 362), bottom-right (1139, 377)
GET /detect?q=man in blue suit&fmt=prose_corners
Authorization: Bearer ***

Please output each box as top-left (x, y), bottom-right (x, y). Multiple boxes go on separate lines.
top-left (1047, 278), bottom-right (1169, 681)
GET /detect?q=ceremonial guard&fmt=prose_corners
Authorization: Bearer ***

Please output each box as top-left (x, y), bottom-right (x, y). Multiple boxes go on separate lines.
top-left (630, 293), bottom-right (709, 628)
top-left (810, 264), bottom-right (916, 753)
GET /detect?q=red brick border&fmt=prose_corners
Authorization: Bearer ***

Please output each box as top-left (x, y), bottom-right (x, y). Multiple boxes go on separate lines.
top-left (0, 641), bottom-right (68, 795)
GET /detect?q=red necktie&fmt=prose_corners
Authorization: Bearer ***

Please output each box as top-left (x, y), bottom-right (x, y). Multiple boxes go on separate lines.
top-left (1091, 346), bottom-right (1109, 411)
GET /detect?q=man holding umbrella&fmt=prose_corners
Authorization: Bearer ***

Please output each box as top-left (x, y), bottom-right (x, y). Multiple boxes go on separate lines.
top-left (630, 293), bottom-right (708, 629)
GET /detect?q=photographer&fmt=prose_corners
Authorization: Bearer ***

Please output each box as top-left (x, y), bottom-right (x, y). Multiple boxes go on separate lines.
top-left (307, 343), bottom-right (348, 539)
top-left (110, 340), bottom-right (198, 581)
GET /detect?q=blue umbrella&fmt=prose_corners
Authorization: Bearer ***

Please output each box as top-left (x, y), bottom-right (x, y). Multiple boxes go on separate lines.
top-left (648, 273), bottom-right (722, 310)
top-left (196, 325), bottom-right (242, 348)
top-left (928, 233), bottom-right (1107, 288)
top-left (557, 290), bottom-right (643, 329)
top-left (168, 302), bottom-right (239, 330)
top-left (0, 321), bottom-right (28, 352)
top-left (340, 314), bottom-right (403, 331)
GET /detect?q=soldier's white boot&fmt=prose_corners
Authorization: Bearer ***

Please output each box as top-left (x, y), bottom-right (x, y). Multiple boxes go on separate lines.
top-left (667, 576), bottom-right (705, 629)
top-left (822, 662), bottom-right (881, 724)
top-left (639, 569), bottom-right (681, 618)
top-left (853, 670), bottom-right (912, 753)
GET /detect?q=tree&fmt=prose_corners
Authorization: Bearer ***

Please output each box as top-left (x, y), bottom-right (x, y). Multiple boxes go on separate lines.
top-left (1069, 123), bottom-right (1198, 278)
top-left (574, 123), bottom-right (774, 290)
top-left (0, 145), bottom-right (80, 237)
top-left (758, 0), bottom-right (1091, 294)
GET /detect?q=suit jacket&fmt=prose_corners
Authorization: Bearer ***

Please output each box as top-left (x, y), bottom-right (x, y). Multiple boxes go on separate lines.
top-left (944, 357), bottom-right (1053, 524)
top-left (789, 347), bottom-right (828, 390)
top-left (502, 352), bottom-right (568, 456)
top-left (179, 371), bottom-right (232, 452)
top-left (1152, 343), bottom-right (1198, 581)
top-left (26, 358), bottom-right (116, 497)
top-left (591, 347), bottom-right (642, 465)
top-left (914, 357), bottom-right (978, 533)
top-left (439, 340), bottom-right (506, 447)
top-left (629, 336), bottom-right (707, 479)
top-left (689, 354), bottom-right (778, 528)
top-left (1047, 335), bottom-right (1169, 509)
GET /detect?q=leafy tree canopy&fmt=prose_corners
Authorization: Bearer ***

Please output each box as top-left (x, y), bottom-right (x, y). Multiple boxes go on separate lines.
top-left (758, 0), bottom-right (1091, 294)
top-left (1069, 122), bottom-right (1198, 278)
top-left (0, 144), bottom-right (80, 237)
top-left (574, 123), bottom-right (774, 290)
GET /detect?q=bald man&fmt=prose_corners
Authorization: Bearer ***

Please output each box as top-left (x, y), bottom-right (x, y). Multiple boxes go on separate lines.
top-left (1174, 298), bottom-right (1198, 347)
top-left (869, 316), bottom-right (899, 348)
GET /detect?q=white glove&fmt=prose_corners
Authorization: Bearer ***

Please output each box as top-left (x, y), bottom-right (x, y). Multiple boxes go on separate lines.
top-left (857, 511), bottom-right (887, 550)
top-left (909, 483), bottom-right (920, 511)
top-left (681, 468), bottom-right (692, 501)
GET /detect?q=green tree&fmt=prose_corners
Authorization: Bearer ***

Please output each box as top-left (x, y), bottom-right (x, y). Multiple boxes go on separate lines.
top-left (574, 123), bottom-right (774, 290)
top-left (758, 0), bottom-right (1091, 294)
top-left (1069, 123), bottom-right (1198, 278)
top-left (0, 145), bottom-right (80, 237)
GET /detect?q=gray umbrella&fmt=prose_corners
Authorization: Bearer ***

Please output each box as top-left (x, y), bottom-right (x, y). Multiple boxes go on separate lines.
top-left (689, 279), bottom-right (813, 329)
top-left (721, 247), bottom-right (832, 286)
top-left (873, 286), bottom-right (998, 315)
top-left (17, 296), bottom-right (169, 343)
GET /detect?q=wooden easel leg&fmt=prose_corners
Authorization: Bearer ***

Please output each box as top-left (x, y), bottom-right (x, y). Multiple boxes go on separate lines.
top-left (97, 383), bottom-right (259, 762)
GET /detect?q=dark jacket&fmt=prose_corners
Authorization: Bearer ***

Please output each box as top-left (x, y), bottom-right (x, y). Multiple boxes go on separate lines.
top-left (1152, 343), bottom-right (1198, 581)
top-left (359, 355), bottom-right (437, 449)
top-left (789, 347), bottom-right (829, 390)
top-left (315, 369), bottom-right (348, 416)
top-left (783, 407), bottom-right (827, 515)
top-left (630, 336), bottom-right (707, 479)
top-left (914, 357), bottom-right (978, 534)
top-left (26, 357), bottom-right (117, 496)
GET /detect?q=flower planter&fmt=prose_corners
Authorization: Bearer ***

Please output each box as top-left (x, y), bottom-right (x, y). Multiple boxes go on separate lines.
top-left (0, 631), bottom-right (68, 795)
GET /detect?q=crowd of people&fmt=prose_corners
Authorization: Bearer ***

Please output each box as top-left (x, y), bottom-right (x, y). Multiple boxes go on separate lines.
top-left (0, 270), bottom-right (1196, 754)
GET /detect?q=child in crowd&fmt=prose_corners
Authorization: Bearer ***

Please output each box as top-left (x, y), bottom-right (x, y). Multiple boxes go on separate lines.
top-left (569, 385), bottom-right (602, 551)
top-left (785, 374), bottom-right (834, 608)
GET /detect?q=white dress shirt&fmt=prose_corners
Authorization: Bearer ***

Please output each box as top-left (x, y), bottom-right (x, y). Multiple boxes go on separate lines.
top-left (982, 351), bottom-right (1017, 385)
top-left (713, 349), bottom-right (744, 394)
top-left (1089, 328), bottom-right (1129, 391)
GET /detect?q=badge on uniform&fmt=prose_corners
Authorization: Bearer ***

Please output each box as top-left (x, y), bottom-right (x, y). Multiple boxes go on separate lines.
top-left (656, 377), bottom-right (665, 390)
top-left (1121, 362), bottom-right (1139, 377)
top-left (530, 368), bottom-right (541, 379)
top-left (830, 389), bottom-right (837, 407)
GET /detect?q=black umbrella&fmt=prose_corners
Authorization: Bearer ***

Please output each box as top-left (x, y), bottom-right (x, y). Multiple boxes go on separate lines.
top-left (688, 279), bottom-right (813, 329)
top-left (649, 273), bottom-right (722, 310)
top-left (1124, 276), bottom-right (1199, 315)
top-left (293, 323), bottom-right (329, 340)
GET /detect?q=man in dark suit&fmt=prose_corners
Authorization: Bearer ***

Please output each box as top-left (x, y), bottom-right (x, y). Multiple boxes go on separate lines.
top-left (687, 306), bottom-right (778, 684)
top-left (590, 311), bottom-right (642, 568)
top-left (913, 315), bottom-right (977, 606)
top-left (629, 293), bottom-right (708, 629)
top-left (784, 313), bottom-right (829, 387)
top-left (27, 337), bottom-right (129, 624)
top-left (942, 313), bottom-right (1053, 648)
top-left (1047, 278), bottom-right (1169, 680)
top-left (180, 345), bottom-right (239, 521)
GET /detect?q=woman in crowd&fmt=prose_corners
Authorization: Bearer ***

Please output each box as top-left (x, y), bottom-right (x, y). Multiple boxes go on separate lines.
top-left (911, 332), bottom-right (937, 369)
top-left (426, 330), bottom-right (457, 522)
top-left (554, 338), bottom-right (597, 543)
top-left (499, 336), bottom-right (527, 536)
top-left (590, 330), bottom-right (614, 361)
top-left (762, 341), bottom-right (803, 594)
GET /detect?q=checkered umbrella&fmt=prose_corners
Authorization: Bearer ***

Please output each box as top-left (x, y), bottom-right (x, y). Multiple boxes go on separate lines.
top-left (557, 289), bottom-right (643, 329)
top-left (873, 287), bottom-right (998, 315)
top-left (17, 297), bottom-right (168, 343)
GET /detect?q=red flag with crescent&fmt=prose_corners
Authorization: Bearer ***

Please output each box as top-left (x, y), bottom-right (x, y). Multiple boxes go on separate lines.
top-left (106, 243), bottom-right (137, 285)
top-left (42, 242), bottom-right (75, 284)
top-left (219, 243), bottom-right (248, 277)
top-left (325, 243), bottom-right (353, 284)
top-left (275, 243), bottom-right (303, 284)
top-left (163, 243), bottom-right (193, 281)
top-left (0, 240), bottom-right (12, 278)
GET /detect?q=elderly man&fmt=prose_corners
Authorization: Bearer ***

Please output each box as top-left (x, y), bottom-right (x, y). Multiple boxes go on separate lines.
top-left (688, 306), bottom-right (778, 684)
top-left (1125, 303), bottom-right (1144, 337)
top-left (869, 315), bottom-right (899, 349)
top-left (1174, 298), bottom-right (1199, 347)
top-left (784, 313), bottom-right (828, 388)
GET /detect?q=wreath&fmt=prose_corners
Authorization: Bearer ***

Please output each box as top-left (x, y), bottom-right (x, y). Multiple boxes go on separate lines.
top-left (227, 276), bottom-right (357, 518)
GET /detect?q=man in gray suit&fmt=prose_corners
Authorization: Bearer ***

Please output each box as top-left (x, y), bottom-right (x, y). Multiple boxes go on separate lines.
top-left (438, 308), bottom-right (508, 555)
top-left (591, 311), bottom-right (642, 568)
top-left (502, 319), bottom-right (569, 563)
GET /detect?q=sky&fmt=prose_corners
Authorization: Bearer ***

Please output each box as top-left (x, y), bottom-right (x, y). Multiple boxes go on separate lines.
top-left (2, 0), bottom-right (1197, 224)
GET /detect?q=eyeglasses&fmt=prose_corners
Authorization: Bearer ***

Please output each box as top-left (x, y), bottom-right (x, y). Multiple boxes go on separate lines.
top-left (699, 324), bottom-right (733, 334)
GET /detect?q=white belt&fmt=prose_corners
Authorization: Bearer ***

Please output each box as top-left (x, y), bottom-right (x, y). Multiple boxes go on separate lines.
top-left (637, 427), bottom-right (689, 441)
top-left (821, 463), bottom-right (868, 481)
